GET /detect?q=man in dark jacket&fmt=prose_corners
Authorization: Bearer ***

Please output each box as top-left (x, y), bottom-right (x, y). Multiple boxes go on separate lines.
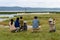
top-left (15, 18), bottom-right (20, 32)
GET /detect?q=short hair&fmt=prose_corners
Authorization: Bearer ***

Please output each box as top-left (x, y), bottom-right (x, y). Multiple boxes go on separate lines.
top-left (16, 17), bottom-right (19, 20)
top-left (20, 16), bottom-right (23, 19)
top-left (34, 16), bottom-right (38, 19)
top-left (10, 19), bottom-right (14, 21)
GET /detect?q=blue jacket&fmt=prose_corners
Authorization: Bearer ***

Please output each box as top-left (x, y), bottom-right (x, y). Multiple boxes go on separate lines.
top-left (33, 19), bottom-right (39, 28)
top-left (15, 20), bottom-right (20, 27)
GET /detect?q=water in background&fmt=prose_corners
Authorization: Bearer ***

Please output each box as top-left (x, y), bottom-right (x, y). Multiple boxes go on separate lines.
top-left (0, 14), bottom-right (16, 22)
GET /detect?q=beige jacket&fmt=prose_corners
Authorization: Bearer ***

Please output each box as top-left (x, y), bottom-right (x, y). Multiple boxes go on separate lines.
top-left (9, 22), bottom-right (16, 31)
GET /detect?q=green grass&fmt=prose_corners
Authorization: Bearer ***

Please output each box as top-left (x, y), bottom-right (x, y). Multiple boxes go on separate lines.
top-left (0, 13), bottom-right (60, 25)
top-left (0, 24), bottom-right (60, 40)
top-left (0, 13), bottom-right (60, 40)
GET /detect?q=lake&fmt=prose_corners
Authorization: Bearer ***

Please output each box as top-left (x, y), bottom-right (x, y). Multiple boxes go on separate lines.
top-left (0, 14), bottom-right (17, 22)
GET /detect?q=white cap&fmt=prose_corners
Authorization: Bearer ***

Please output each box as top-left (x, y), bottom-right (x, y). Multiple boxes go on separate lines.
top-left (49, 18), bottom-right (53, 21)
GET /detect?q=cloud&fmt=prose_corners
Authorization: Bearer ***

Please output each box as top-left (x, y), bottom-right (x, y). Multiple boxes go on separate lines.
top-left (0, 0), bottom-right (60, 8)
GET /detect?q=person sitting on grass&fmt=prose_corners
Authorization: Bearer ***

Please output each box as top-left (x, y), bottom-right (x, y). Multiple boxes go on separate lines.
top-left (32, 16), bottom-right (40, 32)
top-left (20, 16), bottom-right (24, 31)
top-left (15, 18), bottom-right (20, 32)
top-left (48, 18), bottom-right (56, 32)
top-left (23, 21), bottom-right (27, 31)
top-left (9, 19), bottom-right (16, 33)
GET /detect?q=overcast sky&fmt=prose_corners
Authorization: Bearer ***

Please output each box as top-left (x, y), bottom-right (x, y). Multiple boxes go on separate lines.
top-left (0, 0), bottom-right (60, 8)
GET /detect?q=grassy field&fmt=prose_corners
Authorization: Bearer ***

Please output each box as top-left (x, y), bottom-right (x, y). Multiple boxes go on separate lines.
top-left (0, 13), bottom-right (60, 40)
top-left (0, 13), bottom-right (60, 26)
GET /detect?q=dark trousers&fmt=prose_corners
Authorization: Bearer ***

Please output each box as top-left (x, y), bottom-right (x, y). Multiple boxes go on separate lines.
top-left (24, 25), bottom-right (27, 31)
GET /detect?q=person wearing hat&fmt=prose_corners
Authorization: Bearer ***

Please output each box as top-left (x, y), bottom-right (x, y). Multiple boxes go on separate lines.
top-left (48, 17), bottom-right (56, 32)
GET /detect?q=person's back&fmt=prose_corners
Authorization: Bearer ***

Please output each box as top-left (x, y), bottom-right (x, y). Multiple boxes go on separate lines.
top-left (14, 18), bottom-right (20, 32)
top-left (15, 18), bottom-right (20, 28)
top-left (20, 19), bottom-right (24, 26)
top-left (32, 16), bottom-right (40, 32)
top-left (20, 17), bottom-right (24, 31)
top-left (33, 19), bottom-right (39, 28)
top-left (9, 19), bottom-right (16, 32)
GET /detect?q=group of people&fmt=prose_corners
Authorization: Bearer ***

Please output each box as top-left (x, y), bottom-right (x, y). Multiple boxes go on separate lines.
top-left (9, 16), bottom-right (27, 32)
top-left (9, 16), bottom-right (56, 33)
